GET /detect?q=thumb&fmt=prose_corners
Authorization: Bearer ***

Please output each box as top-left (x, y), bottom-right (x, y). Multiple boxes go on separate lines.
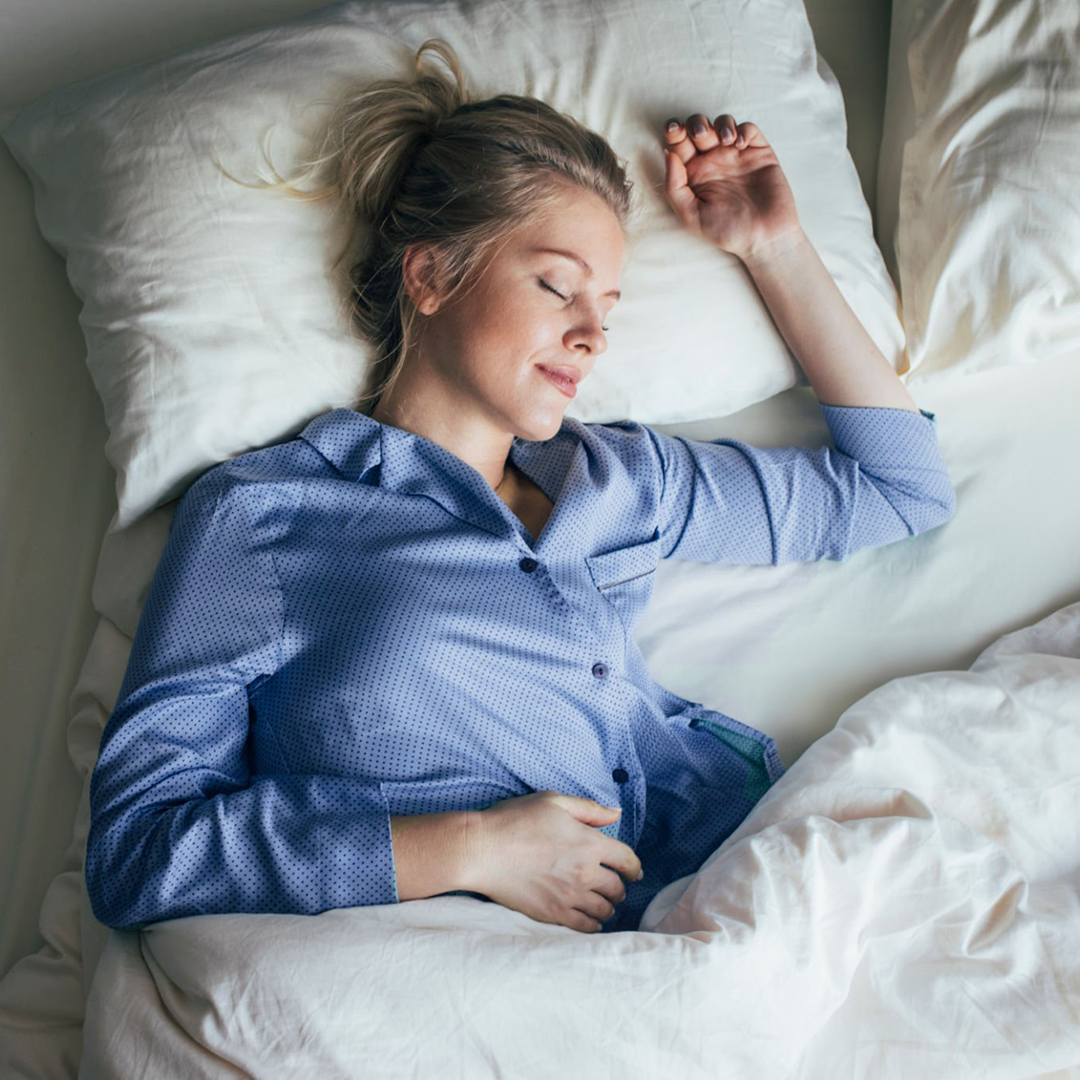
top-left (663, 148), bottom-right (698, 233)
top-left (560, 796), bottom-right (622, 823)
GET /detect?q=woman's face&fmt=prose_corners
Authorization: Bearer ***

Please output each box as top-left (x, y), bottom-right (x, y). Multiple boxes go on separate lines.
top-left (401, 185), bottom-right (626, 444)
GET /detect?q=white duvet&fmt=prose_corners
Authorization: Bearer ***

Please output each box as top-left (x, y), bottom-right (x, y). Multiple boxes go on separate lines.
top-left (78, 601), bottom-right (1080, 1079)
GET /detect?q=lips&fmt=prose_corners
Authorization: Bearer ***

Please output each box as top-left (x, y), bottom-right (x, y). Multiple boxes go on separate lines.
top-left (536, 365), bottom-right (579, 398)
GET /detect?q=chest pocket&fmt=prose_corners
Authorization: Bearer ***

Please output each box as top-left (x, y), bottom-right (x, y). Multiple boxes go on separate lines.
top-left (585, 533), bottom-right (662, 634)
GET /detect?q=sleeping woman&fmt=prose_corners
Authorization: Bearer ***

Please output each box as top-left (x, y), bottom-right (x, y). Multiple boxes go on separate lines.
top-left (85, 39), bottom-right (956, 937)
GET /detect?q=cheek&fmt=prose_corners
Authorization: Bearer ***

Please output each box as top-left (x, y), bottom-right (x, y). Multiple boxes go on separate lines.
top-left (483, 308), bottom-right (551, 364)
top-left (445, 287), bottom-right (554, 384)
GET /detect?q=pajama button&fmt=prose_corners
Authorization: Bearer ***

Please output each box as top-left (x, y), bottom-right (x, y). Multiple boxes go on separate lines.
top-left (519, 557), bottom-right (538, 573)
top-left (592, 662), bottom-right (608, 678)
top-left (612, 768), bottom-right (628, 783)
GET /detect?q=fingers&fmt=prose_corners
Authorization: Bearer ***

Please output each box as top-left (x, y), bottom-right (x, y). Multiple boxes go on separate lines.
top-left (577, 893), bottom-right (618, 928)
top-left (733, 120), bottom-right (761, 148)
top-left (712, 113), bottom-right (740, 146)
top-left (687, 113), bottom-right (721, 152)
top-left (714, 114), bottom-right (740, 146)
top-left (662, 140), bottom-right (694, 227)
top-left (663, 118), bottom-right (695, 164)
top-left (609, 842), bottom-right (639, 885)
top-left (664, 113), bottom-right (720, 162)
top-left (663, 113), bottom-right (759, 159)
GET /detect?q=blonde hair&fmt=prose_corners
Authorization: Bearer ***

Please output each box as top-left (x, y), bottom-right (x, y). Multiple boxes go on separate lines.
top-left (213, 38), bottom-right (636, 415)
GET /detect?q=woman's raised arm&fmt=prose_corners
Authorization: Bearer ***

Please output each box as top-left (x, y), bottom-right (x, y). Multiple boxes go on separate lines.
top-left (663, 114), bottom-right (920, 412)
top-left (599, 406), bottom-right (954, 567)
top-left (633, 114), bottom-right (956, 566)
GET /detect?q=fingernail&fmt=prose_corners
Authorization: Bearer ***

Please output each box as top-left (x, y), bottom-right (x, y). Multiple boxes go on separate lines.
top-left (666, 119), bottom-right (680, 132)
top-left (692, 120), bottom-right (706, 135)
top-left (637, 869), bottom-right (645, 881)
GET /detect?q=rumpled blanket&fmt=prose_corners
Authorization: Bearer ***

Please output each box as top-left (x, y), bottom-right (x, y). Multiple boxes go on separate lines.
top-left (80, 600), bottom-right (1080, 1079)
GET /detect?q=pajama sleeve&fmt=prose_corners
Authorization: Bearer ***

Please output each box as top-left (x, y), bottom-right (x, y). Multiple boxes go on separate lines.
top-left (636, 404), bottom-right (956, 565)
top-left (85, 467), bottom-right (399, 932)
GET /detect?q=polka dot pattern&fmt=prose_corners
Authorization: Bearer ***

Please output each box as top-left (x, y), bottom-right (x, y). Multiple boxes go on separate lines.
top-left (85, 402), bottom-right (955, 934)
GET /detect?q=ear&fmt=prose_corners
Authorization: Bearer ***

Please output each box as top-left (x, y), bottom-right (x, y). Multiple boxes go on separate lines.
top-left (401, 243), bottom-right (446, 316)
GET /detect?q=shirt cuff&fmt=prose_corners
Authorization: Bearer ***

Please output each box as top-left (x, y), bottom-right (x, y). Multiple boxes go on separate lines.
top-left (816, 402), bottom-right (936, 422)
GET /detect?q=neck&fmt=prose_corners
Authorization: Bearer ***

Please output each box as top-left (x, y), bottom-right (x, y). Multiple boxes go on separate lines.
top-left (494, 459), bottom-right (516, 496)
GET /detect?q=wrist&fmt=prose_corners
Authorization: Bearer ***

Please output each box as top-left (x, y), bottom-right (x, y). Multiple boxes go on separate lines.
top-left (390, 810), bottom-right (476, 901)
top-left (740, 226), bottom-right (809, 271)
top-left (456, 809), bottom-right (488, 893)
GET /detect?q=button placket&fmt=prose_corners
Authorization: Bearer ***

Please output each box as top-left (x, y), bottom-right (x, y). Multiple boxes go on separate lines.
top-left (510, 544), bottom-right (634, 835)
top-left (512, 546), bottom-right (613, 659)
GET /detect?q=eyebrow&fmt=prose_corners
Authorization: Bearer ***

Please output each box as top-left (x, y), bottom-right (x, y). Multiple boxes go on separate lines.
top-left (530, 247), bottom-right (621, 299)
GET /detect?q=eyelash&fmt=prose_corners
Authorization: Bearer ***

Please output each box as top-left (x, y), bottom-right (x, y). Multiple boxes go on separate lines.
top-left (540, 279), bottom-right (611, 332)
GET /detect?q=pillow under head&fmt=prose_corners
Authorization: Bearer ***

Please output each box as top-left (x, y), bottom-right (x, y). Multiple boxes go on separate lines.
top-left (2, 0), bottom-right (904, 529)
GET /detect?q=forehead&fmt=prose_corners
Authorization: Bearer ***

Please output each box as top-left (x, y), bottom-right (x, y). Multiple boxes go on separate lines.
top-left (521, 188), bottom-right (624, 253)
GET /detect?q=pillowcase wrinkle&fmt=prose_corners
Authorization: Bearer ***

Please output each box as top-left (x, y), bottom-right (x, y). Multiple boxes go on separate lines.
top-left (890, 0), bottom-right (1080, 385)
top-left (2, 0), bottom-right (903, 530)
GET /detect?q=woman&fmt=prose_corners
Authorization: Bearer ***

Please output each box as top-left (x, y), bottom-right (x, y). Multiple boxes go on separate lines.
top-left (86, 40), bottom-right (955, 937)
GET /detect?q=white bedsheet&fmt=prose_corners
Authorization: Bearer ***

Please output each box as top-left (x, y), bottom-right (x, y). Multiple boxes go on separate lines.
top-left (76, 598), bottom-right (1080, 1079)
top-left (4, 2), bottom-right (1079, 1077)
top-left (2, 348), bottom-right (1080, 1078)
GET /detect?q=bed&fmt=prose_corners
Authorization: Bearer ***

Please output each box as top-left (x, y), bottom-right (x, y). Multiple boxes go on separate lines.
top-left (1, 0), bottom-right (1079, 1076)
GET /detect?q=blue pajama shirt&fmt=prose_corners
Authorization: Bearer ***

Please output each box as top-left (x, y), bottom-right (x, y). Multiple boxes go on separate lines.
top-left (86, 402), bottom-right (955, 935)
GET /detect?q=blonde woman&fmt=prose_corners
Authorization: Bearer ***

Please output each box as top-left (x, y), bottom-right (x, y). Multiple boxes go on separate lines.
top-left (86, 40), bottom-right (955, 937)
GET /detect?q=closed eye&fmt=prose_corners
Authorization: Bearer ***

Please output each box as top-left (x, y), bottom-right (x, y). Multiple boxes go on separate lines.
top-left (539, 279), bottom-right (611, 332)
top-left (539, 279), bottom-right (567, 301)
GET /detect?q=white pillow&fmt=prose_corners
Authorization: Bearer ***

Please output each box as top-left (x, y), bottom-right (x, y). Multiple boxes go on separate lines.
top-left (891, 0), bottom-right (1080, 385)
top-left (2, 0), bottom-right (904, 530)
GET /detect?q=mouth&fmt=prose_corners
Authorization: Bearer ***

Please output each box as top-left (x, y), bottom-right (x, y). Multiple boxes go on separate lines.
top-left (535, 365), bottom-right (579, 398)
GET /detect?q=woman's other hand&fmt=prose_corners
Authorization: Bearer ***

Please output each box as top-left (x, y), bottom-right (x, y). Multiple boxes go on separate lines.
top-left (662, 114), bottom-right (802, 263)
top-left (462, 791), bottom-right (643, 934)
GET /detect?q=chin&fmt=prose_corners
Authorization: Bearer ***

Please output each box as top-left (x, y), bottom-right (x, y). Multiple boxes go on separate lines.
top-left (516, 413), bottom-right (564, 442)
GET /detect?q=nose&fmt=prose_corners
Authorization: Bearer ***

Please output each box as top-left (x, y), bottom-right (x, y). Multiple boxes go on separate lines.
top-left (566, 311), bottom-right (608, 356)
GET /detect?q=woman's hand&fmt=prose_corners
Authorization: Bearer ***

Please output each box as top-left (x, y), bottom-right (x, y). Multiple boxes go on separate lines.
top-left (662, 114), bottom-right (803, 263)
top-left (462, 791), bottom-right (643, 934)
